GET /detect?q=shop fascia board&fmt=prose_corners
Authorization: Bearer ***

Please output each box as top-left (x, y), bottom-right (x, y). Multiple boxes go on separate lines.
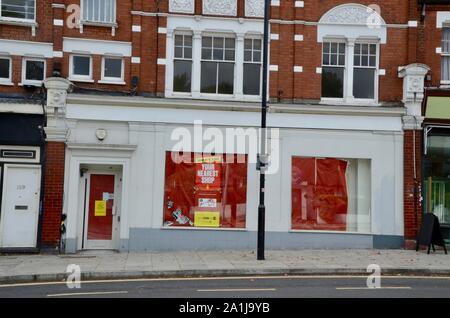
top-left (67, 143), bottom-right (137, 153)
top-left (66, 94), bottom-right (407, 118)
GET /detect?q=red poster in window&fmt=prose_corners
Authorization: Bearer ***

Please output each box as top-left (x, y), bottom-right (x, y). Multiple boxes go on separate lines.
top-left (195, 156), bottom-right (222, 189)
top-left (292, 157), bottom-right (348, 231)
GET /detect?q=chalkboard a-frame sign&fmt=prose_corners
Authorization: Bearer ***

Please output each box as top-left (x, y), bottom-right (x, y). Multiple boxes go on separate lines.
top-left (416, 213), bottom-right (448, 255)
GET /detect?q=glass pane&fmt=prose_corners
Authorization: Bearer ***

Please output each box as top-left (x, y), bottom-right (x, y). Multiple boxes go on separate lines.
top-left (291, 157), bottom-right (371, 232)
top-left (174, 47), bottom-right (183, 58)
top-left (184, 47), bottom-right (192, 59)
top-left (0, 59), bottom-right (10, 79)
top-left (104, 58), bottom-right (122, 78)
top-left (1, 0), bottom-right (35, 20)
top-left (244, 39), bottom-right (252, 50)
top-left (331, 43), bottom-right (338, 53)
top-left (369, 56), bottom-right (376, 67)
top-left (202, 48), bottom-right (212, 60)
top-left (323, 42), bottom-right (330, 53)
top-left (353, 68), bottom-right (375, 99)
top-left (175, 35), bottom-right (183, 46)
top-left (355, 44), bottom-right (361, 54)
top-left (354, 54), bottom-right (360, 67)
top-left (218, 63), bottom-right (234, 94)
top-left (225, 38), bottom-right (235, 49)
top-left (213, 37), bottom-right (224, 49)
top-left (163, 152), bottom-right (248, 229)
top-left (201, 61), bottom-right (217, 93)
top-left (362, 44), bottom-right (368, 54)
top-left (321, 67), bottom-right (344, 98)
top-left (330, 54), bottom-right (337, 66)
top-left (339, 43), bottom-right (345, 54)
top-left (25, 60), bottom-right (44, 81)
top-left (254, 39), bottom-right (261, 50)
top-left (202, 37), bottom-right (212, 48)
top-left (225, 49), bottom-right (235, 61)
top-left (442, 56), bottom-right (450, 81)
top-left (370, 44), bottom-right (377, 55)
top-left (322, 53), bottom-right (329, 65)
top-left (184, 35), bottom-right (192, 47)
top-left (244, 50), bottom-right (252, 62)
top-left (73, 56), bottom-right (90, 76)
top-left (338, 54), bottom-right (345, 66)
top-left (253, 51), bottom-right (261, 62)
top-left (243, 63), bottom-right (260, 95)
top-left (213, 48), bottom-right (224, 60)
top-left (173, 60), bottom-right (192, 93)
top-left (361, 55), bottom-right (368, 67)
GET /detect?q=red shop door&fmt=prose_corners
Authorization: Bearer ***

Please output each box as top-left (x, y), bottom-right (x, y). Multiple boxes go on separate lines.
top-left (84, 173), bottom-right (119, 250)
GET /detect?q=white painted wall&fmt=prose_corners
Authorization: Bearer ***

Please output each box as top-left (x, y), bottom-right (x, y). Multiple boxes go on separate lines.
top-left (62, 104), bottom-right (404, 247)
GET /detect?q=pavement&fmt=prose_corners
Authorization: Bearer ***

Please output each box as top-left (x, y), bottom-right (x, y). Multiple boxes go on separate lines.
top-left (0, 249), bottom-right (449, 284)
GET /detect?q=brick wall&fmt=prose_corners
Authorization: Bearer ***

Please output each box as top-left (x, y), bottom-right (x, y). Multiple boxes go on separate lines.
top-left (41, 142), bottom-right (65, 248)
top-left (404, 130), bottom-right (422, 248)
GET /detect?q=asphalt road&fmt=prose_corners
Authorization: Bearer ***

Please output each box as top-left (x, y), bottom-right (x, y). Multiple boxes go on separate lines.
top-left (1, 275), bottom-right (450, 298)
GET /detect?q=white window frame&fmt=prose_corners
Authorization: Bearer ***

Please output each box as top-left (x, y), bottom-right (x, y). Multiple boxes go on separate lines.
top-left (441, 26), bottom-right (450, 85)
top-left (80, 0), bottom-right (116, 24)
top-left (100, 55), bottom-right (125, 84)
top-left (21, 57), bottom-right (45, 86)
top-left (243, 36), bottom-right (263, 97)
top-left (172, 32), bottom-right (193, 94)
top-left (320, 40), bottom-right (346, 101)
top-left (0, 55), bottom-right (12, 85)
top-left (0, 0), bottom-right (36, 23)
top-left (200, 34), bottom-right (236, 96)
top-left (320, 38), bottom-right (380, 106)
top-left (69, 54), bottom-right (93, 82)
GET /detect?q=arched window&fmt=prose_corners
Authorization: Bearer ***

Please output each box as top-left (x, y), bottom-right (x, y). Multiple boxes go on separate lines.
top-left (317, 4), bottom-right (386, 104)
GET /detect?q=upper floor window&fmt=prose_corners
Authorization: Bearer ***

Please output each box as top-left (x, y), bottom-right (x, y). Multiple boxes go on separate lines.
top-left (69, 54), bottom-right (92, 82)
top-left (101, 56), bottom-right (124, 83)
top-left (22, 57), bottom-right (45, 86)
top-left (0, 0), bottom-right (35, 21)
top-left (0, 56), bottom-right (12, 84)
top-left (321, 41), bottom-right (379, 103)
top-left (81, 0), bottom-right (116, 24)
top-left (201, 36), bottom-right (235, 95)
top-left (173, 34), bottom-right (192, 93)
top-left (321, 42), bottom-right (346, 98)
top-left (243, 38), bottom-right (262, 96)
top-left (442, 27), bottom-right (450, 83)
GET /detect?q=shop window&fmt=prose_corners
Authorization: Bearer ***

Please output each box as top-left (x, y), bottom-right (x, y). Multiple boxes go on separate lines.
top-left (22, 57), bottom-right (45, 86)
top-left (0, 56), bottom-right (11, 84)
top-left (70, 55), bottom-right (92, 81)
top-left (0, 0), bottom-right (35, 21)
top-left (102, 56), bottom-right (123, 82)
top-left (291, 157), bottom-right (371, 232)
top-left (173, 34), bottom-right (192, 93)
top-left (321, 42), bottom-right (346, 98)
top-left (163, 152), bottom-right (247, 229)
top-left (243, 38), bottom-right (262, 96)
top-left (82, 0), bottom-right (116, 24)
top-left (442, 27), bottom-right (450, 83)
top-left (201, 36), bottom-right (235, 95)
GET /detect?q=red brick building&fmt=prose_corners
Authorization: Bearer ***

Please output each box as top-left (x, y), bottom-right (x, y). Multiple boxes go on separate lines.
top-left (0, 0), bottom-right (446, 252)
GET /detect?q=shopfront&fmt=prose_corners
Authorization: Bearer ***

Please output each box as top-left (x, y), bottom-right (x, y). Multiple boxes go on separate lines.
top-left (423, 94), bottom-right (450, 244)
top-left (57, 91), bottom-right (406, 253)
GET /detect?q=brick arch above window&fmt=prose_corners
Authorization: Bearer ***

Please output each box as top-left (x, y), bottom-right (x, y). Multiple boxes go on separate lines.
top-left (317, 3), bottom-right (387, 44)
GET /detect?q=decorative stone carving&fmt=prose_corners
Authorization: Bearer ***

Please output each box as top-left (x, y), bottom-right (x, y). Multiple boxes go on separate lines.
top-left (169, 0), bottom-right (195, 14)
top-left (398, 63), bottom-right (431, 117)
top-left (203, 0), bottom-right (237, 16)
top-left (245, 0), bottom-right (264, 18)
top-left (320, 4), bottom-right (385, 26)
top-left (44, 77), bottom-right (72, 141)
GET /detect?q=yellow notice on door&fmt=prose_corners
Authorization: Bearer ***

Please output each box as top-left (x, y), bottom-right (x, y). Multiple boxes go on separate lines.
top-left (194, 211), bottom-right (220, 227)
top-left (95, 200), bottom-right (107, 217)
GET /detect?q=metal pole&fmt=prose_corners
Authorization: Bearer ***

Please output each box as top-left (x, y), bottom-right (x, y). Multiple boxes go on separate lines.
top-left (257, 0), bottom-right (270, 261)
